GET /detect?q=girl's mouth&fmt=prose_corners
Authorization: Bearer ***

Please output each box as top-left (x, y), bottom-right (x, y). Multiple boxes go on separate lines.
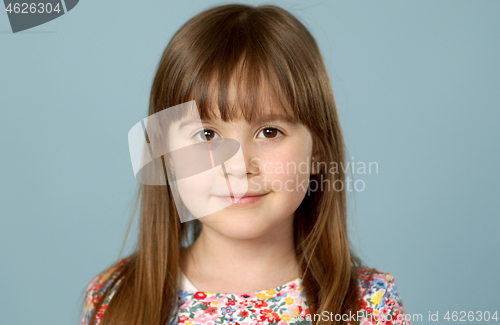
top-left (215, 193), bottom-right (268, 206)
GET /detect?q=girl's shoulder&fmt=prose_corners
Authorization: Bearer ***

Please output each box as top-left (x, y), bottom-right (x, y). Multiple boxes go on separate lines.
top-left (81, 257), bottom-right (131, 325)
top-left (357, 266), bottom-right (397, 290)
top-left (355, 266), bottom-right (411, 324)
top-left (84, 256), bottom-right (130, 297)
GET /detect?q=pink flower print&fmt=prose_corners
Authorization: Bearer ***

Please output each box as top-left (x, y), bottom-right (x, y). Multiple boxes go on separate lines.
top-left (207, 295), bottom-right (223, 304)
top-left (234, 304), bottom-right (247, 313)
top-left (193, 312), bottom-right (210, 323)
top-left (250, 319), bottom-right (263, 325)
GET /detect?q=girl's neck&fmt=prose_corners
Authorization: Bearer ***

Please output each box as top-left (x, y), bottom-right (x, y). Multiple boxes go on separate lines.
top-left (180, 216), bottom-right (301, 293)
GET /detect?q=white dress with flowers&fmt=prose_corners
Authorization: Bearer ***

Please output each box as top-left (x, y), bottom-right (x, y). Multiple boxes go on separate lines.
top-left (177, 269), bottom-right (412, 325)
top-left (178, 272), bottom-right (309, 325)
top-left (80, 257), bottom-right (412, 325)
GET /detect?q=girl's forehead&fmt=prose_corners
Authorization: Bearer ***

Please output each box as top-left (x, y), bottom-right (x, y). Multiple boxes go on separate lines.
top-left (193, 68), bottom-right (297, 123)
top-left (201, 92), bottom-right (296, 124)
top-left (203, 104), bottom-right (290, 122)
top-left (192, 107), bottom-right (298, 124)
top-left (177, 105), bottom-right (296, 129)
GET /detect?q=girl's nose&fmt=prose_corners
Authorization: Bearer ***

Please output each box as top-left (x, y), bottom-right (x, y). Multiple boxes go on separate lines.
top-left (220, 144), bottom-right (260, 179)
top-left (221, 149), bottom-right (251, 179)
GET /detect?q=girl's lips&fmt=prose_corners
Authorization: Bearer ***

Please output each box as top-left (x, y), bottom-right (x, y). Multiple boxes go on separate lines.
top-left (216, 193), bottom-right (268, 206)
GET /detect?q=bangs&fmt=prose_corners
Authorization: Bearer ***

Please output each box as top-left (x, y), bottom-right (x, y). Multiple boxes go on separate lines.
top-left (188, 54), bottom-right (298, 125)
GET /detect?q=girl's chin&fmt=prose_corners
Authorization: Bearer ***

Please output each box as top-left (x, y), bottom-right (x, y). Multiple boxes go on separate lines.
top-left (199, 214), bottom-right (291, 240)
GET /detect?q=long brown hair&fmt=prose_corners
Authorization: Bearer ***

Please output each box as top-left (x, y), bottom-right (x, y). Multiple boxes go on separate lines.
top-left (85, 4), bottom-right (363, 325)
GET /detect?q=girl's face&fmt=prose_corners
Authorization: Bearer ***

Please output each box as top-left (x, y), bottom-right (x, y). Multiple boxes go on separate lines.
top-left (168, 101), bottom-right (315, 240)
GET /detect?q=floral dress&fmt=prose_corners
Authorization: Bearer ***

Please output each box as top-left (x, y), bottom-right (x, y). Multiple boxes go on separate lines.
top-left (81, 257), bottom-right (411, 325)
top-left (178, 273), bottom-right (308, 325)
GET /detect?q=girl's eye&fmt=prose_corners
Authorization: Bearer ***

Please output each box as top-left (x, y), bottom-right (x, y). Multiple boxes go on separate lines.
top-left (257, 127), bottom-right (283, 140)
top-left (193, 127), bottom-right (283, 142)
top-left (194, 128), bottom-right (221, 142)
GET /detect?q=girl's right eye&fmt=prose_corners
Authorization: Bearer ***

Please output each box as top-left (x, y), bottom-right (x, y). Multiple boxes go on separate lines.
top-left (193, 128), bottom-right (221, 142)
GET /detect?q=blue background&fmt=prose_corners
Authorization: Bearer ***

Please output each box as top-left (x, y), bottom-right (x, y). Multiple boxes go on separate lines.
top-left (1, 1), bottom-right (499, 324)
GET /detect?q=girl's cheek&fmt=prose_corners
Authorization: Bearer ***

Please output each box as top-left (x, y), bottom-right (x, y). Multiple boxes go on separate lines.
top-left (262, 151), bottom-right (311, 185)
top-left (175, 167), bottom-right (236, 219)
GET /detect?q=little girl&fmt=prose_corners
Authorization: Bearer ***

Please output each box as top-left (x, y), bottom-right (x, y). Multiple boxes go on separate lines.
top-left (80, 4), bottom-right (411, 325)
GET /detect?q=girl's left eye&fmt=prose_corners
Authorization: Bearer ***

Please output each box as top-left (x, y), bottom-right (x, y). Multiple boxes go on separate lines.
top-left (257, 127), bottom-right (284, 140)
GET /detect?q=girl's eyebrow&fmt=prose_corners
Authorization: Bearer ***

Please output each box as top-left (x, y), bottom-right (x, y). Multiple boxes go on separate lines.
top-left (178, 114), bottom-right (297, 130)
top-left (255, 114), bottom-right (298, 125)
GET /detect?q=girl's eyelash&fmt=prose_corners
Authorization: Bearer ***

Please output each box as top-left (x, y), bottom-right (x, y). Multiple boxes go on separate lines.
top-left (258, 126), bottom-right (285, 141)
top-left (192, 126), bottom-right (284, 141)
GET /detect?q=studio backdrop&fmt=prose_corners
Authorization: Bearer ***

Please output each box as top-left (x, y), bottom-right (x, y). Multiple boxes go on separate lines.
top-left (0, 1), bottom-right (499, 324)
